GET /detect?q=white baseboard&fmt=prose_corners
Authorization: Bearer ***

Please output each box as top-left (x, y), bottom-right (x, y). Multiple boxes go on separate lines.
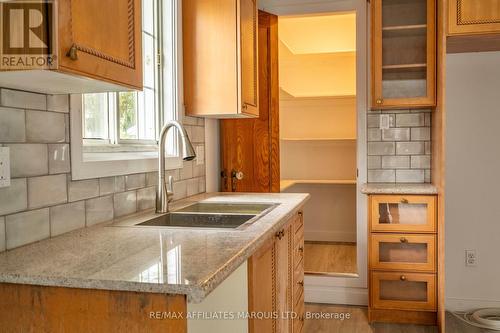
top-left (304, 230), bottom-right (357, 243)
top-left (305, 284), bottom-right (368, 306)
top-left (446, 297), bottom-right (500, 312)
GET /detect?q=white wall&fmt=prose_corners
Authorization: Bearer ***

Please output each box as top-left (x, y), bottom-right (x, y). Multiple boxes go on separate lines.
top-left (445, 51), bottom-right (500, 311)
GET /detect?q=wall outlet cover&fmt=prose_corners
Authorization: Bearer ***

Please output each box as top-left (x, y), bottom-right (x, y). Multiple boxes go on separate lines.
top-left (465, 249), bottom-right (477, 267)
top-left (0, 147), bottom-right (11, 188)
top-left (380, 114), bottom-right (390, 130)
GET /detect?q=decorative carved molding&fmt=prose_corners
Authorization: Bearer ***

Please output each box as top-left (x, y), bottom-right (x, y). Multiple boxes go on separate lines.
top-left (456, 0), bottom-right (500, 26)
top-left (69, 0), bottom-right (136, 69)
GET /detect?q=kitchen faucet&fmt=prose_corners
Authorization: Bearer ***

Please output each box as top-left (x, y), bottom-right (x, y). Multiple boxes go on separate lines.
top-left (157, 120), bottom-right (196, 214)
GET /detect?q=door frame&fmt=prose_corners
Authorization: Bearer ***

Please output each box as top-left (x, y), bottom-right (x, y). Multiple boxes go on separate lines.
top-left (260, 0), bottom-right (369, 305)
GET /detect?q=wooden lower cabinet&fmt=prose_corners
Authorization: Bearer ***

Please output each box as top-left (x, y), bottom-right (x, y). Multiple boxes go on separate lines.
top-left (248, 210), bottom-right (305, 333)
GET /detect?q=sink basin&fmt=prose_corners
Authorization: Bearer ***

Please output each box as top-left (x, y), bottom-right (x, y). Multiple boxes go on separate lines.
top-left (135, 213), bottom-right (257, 229)
top-left (132, 202), bottom-right (278, 229)
top-left (174, 202), bottom-right (275, 215)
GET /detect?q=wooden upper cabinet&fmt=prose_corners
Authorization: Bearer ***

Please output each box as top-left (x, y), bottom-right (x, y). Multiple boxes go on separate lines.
top-left (0, 0), bottom-right (142, 93)
top-left (183, 0), bottom-right (259, 118)
top-left (371, 0), bottom-right (436, 109)
top-left (58, 0), bottom-right (143, 90)
top-left (448, 0), bottom-right (500, 35)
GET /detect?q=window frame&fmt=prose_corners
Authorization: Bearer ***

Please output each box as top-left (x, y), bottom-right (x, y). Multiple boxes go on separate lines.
top-left (70, 0), bottom-right (184, 180)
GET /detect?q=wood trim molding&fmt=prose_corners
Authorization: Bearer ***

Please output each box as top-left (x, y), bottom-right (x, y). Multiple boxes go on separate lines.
top-left (68, 0), bottom-right (136, 69)
top-left (456, 0), bottom-right (500, 26)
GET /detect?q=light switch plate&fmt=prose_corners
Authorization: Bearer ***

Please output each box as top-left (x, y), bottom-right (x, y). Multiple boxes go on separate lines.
top-left (195, 146), bottom-right (205, 165)
top-left (0, 147), bottom-right (11, 188)
top-left (380, 114), bottom-right (390, 130)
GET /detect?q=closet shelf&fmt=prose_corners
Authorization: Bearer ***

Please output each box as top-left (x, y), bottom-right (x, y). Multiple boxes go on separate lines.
top-left (382, 24), bottom-right (427, 31)
top-left (280, 179), bottom-right (357, 191)
top-left (382, 63), bottom-right (426, 70)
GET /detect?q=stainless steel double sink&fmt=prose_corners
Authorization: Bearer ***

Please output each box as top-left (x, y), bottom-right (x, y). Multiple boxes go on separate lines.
top-left (134, 202), bottom-right (277, 229)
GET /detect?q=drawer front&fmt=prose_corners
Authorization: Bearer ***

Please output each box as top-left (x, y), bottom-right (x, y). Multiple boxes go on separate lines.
top-left (371, 271), bottom-right (436, 311)
top-left (294, 211), bottom-right (304, 236)
top-left (293, 262), bottom-right (304, 305)
top-left (370, 195), bottom-right (436, 233)
top-left (370, 234), bottom-right (436, 272)
top-left (293, 295), bottom-right (305, 333)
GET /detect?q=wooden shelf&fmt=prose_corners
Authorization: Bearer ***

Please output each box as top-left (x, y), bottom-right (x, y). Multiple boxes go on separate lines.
top-left (280, 179), bottom-right (357, 191)
top-left (382, 64), bottom-right (426, 70)
top-left (382, 24), bottom-right (427, 31)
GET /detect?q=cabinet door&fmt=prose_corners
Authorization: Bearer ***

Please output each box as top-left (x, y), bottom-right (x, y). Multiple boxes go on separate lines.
top-left (276, 223), bottom-right (293, 333)
top-left (239, 0), bottom-right (259, 116)
top-left (58, 0), bottom-right (143, 89)
top-left (371, 272), bottom-right (436, 311)
top-left (370, 195), bottom-right (436, 233)
top-left (448, 0), bottom-right (500, 35)
top-left (370, 234), bottom-right (436, 272)
top-left (372, 0), bottom-right (435, 109)
top-left (248, 237), bottom-right (277, 333)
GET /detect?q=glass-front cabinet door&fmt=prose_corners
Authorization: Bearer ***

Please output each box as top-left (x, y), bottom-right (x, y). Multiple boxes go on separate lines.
top-left (370, 195), bottom-right (436, 233)
top-left (371, 0), bottom-right (436, 109)
top-left (370, 234), bottom-right (436, 272)
top-left (371, 272), bottom-right (436, 311)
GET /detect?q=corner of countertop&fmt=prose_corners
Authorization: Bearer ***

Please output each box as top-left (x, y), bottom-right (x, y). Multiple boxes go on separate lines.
top-left (361, 183), bottom-right (438, 195)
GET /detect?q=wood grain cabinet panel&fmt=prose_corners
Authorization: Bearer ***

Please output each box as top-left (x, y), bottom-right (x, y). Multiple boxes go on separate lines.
top-left (183, 0), bottom-right (259, 118)
top-left (371, 0), bottom-right (436, 109)
top-left (448, 0), bottom-right (500, 35)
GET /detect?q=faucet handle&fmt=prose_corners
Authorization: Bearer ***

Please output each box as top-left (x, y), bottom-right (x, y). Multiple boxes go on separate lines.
top-left (167, 176), bottom-right (174, 203)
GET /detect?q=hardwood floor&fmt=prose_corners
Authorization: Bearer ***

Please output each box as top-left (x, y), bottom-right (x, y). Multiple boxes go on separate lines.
top-left (304, 303), bottom-right (438, 333)
top-left (305, 241), bottom-right (357, 274)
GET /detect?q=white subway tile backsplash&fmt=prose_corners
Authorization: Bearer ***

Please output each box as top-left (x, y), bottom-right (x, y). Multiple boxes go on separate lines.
top-left (173, 180), bottom-right (187, 201)
top-left (0, 217), bottom-right (5, 252)
top-left (0, 179), bottom-right (28, 215)
top-left (6, 208), bottom-right (50, 249)
top-left (425, 169), bottom-right (431, 183)
top-left (0, 108), bottom-right (25, 142)
top-left (180, 161), bottom-right (194, 180)
top-left (425, 142), bottom-right (432, 155)
top-left (396, 142), bottom-right (425, 155)
top-left (368, 142), bottom-right (395, 156)
top-left (46, 95), bottom-right (69, 113)
top-left (367, 156), bottom-right (381, 169)
top-left (187, 178), bottom-right (200, 197)
top-left (411, 127), bottom-right (431, 141)
top-left (146, 172), bottom-right (158, 187)
top-left (367, 129), bottom-right (382, 141)
top-left (382, 128), bottom-right (410, 141)
top-left (396, 169), bottom-right (425, 183)
top-left (86, 196), bottom-right (114, 226)
top-left (68, 178), bottom-right (99, 202)
top-left (7, 144), bottom-right (48, 177)
top-left (114, 191), bottom-right (137, 218)
top-left (48, 144), bottom-right (70, 174)
top-left (382, 156), bottom-right (410, 169)
top-left (1, 89), bottom-right (46, 110)
top-left (368, 170), bottom-right (395, 183)
top-left (411, 155), bottom-right (431, 169)
top-left (26, 110), bottom-right (65, 143)
top-left (125, 173), bottom-right (146, 190)
top-left (114, 176), bottom-right (125, 192)
top-left (99, 177), bottom-right (115, 196)
top-left (28, 174), bottom-right (67, 209)
top-left (137, 187), bottom-right (155, 211)
top-left (50, 201), bottom-right (85, 236)
top-left (395, 113), bottom-right (425, 127)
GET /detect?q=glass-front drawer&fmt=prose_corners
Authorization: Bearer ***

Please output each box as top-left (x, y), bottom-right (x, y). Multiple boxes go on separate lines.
top-left (370, 234), bottom-right (436, 272)
top-left (371, 272), bottom-right (436, 311)
top-left (370, 195), bottom-right (436, 232)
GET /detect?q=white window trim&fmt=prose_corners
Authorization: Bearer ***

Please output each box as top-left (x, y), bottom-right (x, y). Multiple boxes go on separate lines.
top-left (70, 0), bottom-right (184, 180)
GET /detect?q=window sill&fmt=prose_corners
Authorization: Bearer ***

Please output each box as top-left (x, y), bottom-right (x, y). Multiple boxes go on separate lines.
top-left (83, 144), bottom-right (159, 154)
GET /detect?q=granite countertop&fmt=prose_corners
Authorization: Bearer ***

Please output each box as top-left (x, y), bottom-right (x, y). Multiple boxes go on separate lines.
top-left (361, 183), bottom-right (438, 195)
top-left (0, 192), bottom-right (309, 303)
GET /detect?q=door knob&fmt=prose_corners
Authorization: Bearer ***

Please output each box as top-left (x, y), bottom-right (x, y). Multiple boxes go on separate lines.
top-left (376, 98), bottom-right (383, 105)
top-left (400, 275), bottom-right (407, 281)
top-left (400, 237), bottom-right (408, 243)
top-left (232, 170), bottom-right (244, 180)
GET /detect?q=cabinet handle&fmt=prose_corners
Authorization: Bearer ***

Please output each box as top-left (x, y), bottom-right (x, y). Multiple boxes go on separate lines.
top-left (400, 198), bottom-right (409, 204)
top-left (275, 229), bottom-right (284, 240)
top-left (241, 104), bottom-right (248, 112)
top-left (376, 98), bottom-right (383, 105)
top-left (297, 280), bottom-right (304, 287)
top-left (298, 211), bottom-right (303, 217)
top-left (66, 44), bottom-right (78, 61)
top-left (400, 275), bottom-right (407, 281)
top-left (298, 246), bottom-right (304, 253)
top-left (400, 237), bottom-right (408, 243)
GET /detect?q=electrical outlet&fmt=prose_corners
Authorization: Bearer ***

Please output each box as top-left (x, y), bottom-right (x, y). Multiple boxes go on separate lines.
top-left (0, 147), bottom-right (11, 188)
top-left (380, 114), bottom-right (390, 130)
top-left (465, 250), bottom-right (477, 267)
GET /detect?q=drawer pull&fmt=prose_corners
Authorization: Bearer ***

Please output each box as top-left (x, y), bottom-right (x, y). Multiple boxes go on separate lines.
top-left (400, 198), bottom-right (409, 204)
top-left (297, 280), bottom-right (304, 287)
top-left (298, 246), bottom-right (304, 253)
top-left (376, 98), bottom-right (383, 105)
top-left (400, 275), bottom-right (407, 281)
top-left (66, 44), bottom-right (78, 61)
top-left (298, 211), bottom-right (303, 217)
top-left (400, 237), bottom-right (408, 243)
top-left (275, 230), bottom-right (285, 240)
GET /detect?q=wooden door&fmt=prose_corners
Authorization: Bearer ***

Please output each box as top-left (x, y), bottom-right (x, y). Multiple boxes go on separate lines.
top-left (220, 10), bottom-right (279, 192)
top-left (58, 0), bottom-right (143, 89)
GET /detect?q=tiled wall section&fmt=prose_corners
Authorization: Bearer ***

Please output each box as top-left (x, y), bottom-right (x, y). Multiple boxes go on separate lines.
top-left (367, 109), bottom-right (431, 183)
top-left (0, 88), bottom-right (206, 251)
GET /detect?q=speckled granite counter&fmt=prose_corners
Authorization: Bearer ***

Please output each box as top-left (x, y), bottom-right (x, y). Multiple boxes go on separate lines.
top-left (0, 193), bottom-right (309, 303)
top-left (361, 183), bottom-right (438, 195)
